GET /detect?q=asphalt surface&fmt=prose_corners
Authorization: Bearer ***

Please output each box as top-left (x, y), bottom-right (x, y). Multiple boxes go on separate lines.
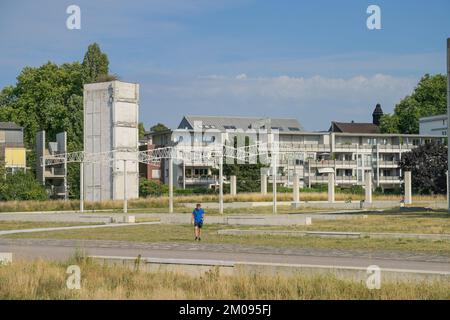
top-left (1, 238), bottom-right (449, 273)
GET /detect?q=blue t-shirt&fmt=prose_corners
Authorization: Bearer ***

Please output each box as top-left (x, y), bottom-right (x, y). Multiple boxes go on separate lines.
top-left (193, 208), bottom-right (205, 223)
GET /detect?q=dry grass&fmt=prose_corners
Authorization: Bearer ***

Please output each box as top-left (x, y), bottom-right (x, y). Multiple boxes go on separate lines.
top-left (0, 258), bottom-right (448, 299)
top-left (0, 193), bottom-right (445, 213)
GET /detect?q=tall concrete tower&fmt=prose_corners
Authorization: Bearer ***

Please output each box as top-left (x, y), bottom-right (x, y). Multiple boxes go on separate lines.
top-left (83, 81), bottom-right (139, 201)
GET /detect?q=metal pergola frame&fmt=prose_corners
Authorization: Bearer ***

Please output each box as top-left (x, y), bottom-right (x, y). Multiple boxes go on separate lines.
top-left (41, 141), bottom-right (306, 214)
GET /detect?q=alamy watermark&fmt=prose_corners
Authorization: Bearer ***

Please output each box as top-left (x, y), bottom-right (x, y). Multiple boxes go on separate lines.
top-left (66, 5), bottom-right (81, 30)
top-left (366, 265), bottom-right (381, 290)
top-left (66, 265), bottom-right (81, 290)
top-left (367, 5), bottom-right (381, 30)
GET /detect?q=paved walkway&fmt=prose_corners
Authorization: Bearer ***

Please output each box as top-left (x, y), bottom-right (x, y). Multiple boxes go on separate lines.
top-left (1, 238), bottom-right (449, 273)
top-left (0, 221), bottom-right (160, 236)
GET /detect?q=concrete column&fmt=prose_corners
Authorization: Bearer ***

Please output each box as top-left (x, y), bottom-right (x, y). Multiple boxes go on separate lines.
top-left (261, 174), bottom-right (267, 195)
top-left (80, 161), bottom-right (84, 213)
top-left (123, 159), bottom-right (128, 214)
top-left (292, 173), bottom-right (300, 204)
top-left (272, 153), bottom-right (277, 214)
top-left (404, 171), bottom-right (412, 205)
top-left (365, 171), bottom-right (372, 204)
top-left (230, 175), bottom-right (237, 196)
top-left (328, 172), bottom-right (335, 203)
top-left (169, 157), bottom-right (173, 213)
top-left (219, 157), bottom-right (224, 214)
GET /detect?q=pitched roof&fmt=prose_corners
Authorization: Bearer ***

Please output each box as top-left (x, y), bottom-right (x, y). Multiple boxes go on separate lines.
top-left (178, 115), bottom-right (303, 132)
top-left (0, 122), bottom-right (22, 130)
top-left (330, 121), bottom-right (380, 134)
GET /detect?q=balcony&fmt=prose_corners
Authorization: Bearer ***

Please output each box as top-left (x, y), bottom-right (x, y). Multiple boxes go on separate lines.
top-left (335, 176), bottom-right (358, 184)
top-left (378, 160), bottom-right (400, 168)
top-left (44, 168), bottom-right (66, 178)
top-left (378, 176), bottom-right (401, 184)
top-left (179, 176), bottom-right (217, 186)
top-left (309, 160), bottom-right (356, 168)
top-left (278, 143), bottom-right (330, 152)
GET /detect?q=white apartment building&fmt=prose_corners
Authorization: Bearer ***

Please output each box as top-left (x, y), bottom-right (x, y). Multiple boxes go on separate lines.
top-left (146, 110), bottom-right (444, 192)
top-left (419, 114), bottom-right (447, 136)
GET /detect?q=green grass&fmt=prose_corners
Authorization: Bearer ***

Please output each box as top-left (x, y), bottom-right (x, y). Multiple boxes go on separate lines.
top-left (250, 211), bottom-right (450, 234)
top-left (0, 221), bottom-right (103, 231)
top-left (3, 223), bottom-right (450, 254)
top-left (0, 258), bottom-right (449, 299)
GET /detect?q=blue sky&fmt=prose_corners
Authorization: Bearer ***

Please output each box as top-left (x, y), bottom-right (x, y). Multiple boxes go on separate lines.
top-left (0, 0), bottom-right (449, 130)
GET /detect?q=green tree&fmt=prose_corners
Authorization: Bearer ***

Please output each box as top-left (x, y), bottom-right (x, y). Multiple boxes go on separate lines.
top-left (150, 123), bottom-right (169, 132)
top-left (82, 43), bottom-right (109, 83)
top-left (0, 43), bottom-right (112, 199)
top-left (380, 74), bottom-right (447, 134)
top-left (138, 122), bottom-right (146, 140)
top-left (399, 141), bottom-right (447, 194)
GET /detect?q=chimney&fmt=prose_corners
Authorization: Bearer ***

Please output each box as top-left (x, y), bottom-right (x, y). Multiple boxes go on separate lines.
top-left (372, 103), bottom-right (383, 126)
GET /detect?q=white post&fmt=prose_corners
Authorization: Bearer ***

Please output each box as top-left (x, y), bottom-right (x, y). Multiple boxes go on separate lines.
top-left (446, 171), bottom-right (449, 208)
top-left (183, 161), bottom-right (186, 190)
top-left (169, 157), bottom-right (173, 213)
top-left (123, 159), bottom-right (128, 214)
top-left (365, 170), bottom-right (372, 204)
top-left (447, 38), bottom-right (450, 213)
top-left (219, 157), bottom-right (223, 214)
top-left (80, 161), bottom-right (84, 213)
top-left (328, 171), bottom-right (335, 203)
top-left (272, 153), bottom-right (277, 214)
top-left (293, 173), bottom-right (299, 204)
top-left (261, 173), bottom-right (267, 195)
top-left (230, 175), bottom-right (237, 196)
top-left (404, 171), bottom-right (412, 205)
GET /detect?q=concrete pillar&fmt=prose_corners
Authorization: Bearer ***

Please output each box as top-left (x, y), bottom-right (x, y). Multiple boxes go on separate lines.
top-left (261, 174), bottom-right (267, 195)
top-left (230, 175), bottom-right (237, 196)
top-left (219, 157), bottom-right (223, 214)
top-left (292, 173), bottom-right (300, 204)
top-left (404, 171), bottom-right (412, 205)
top-left (365, 171), bottom-right (372, 204)
top-left (123, 159), bottom-right (128, 214)
top-left (328, 172), bottom-right (335, 203)
top-left (169, 157), bottom-right (173, 213)
top-left (80, 161), bottom-right (84, 213)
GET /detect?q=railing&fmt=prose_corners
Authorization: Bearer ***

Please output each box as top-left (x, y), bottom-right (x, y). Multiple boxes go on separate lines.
top-left (180, 176), bottom-right (217, 185)
top-left (378, 176), bottom-right (401, 182)
top-left (309, 160), bottom-right (356, 167)
top-left (378, 160), bottom-right (399, 167)
top-left (335, 176), bottom-right (358, 183)
top-left (278, 143), bottom-right (330, 151)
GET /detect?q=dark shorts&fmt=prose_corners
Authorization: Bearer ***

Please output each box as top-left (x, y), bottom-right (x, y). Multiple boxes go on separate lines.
top-left (194, 221), bottom-right (203, 228)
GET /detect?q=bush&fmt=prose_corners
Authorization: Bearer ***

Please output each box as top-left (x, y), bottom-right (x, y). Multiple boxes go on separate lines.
top-left (0, 171), bottom-right (48, 201)
top-left (139, 179), bottom-right (168, 197)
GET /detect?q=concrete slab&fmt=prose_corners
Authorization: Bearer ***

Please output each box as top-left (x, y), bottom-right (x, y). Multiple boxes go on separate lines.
top-left (88, 255), bottom-right (450, 282)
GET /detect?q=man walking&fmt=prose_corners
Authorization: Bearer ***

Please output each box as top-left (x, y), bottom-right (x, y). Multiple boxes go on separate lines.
top-left (192, 203), bottom-right (205, 241)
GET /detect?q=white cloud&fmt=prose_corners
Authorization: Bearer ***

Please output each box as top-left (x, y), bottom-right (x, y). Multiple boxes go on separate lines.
top-left (141, 73), bottom-right (418, 130)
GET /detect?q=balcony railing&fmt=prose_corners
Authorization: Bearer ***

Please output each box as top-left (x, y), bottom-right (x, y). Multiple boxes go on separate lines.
top-left (335, 176), bottom-right (358, 183)
top-left (309, 160), bottom-right (356, 167)
top-left (179, 176), bottom-right (217, 185)
top-left (378, 176), bottom-right (401, 182)
top-left (378, 160), bottom-right (400, 167)
top-left (278, 143), bottom-right (330, 151)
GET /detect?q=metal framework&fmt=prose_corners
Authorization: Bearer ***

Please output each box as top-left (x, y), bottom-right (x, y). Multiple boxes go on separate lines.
top-left (41, 141), bottom-right (306, 214)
